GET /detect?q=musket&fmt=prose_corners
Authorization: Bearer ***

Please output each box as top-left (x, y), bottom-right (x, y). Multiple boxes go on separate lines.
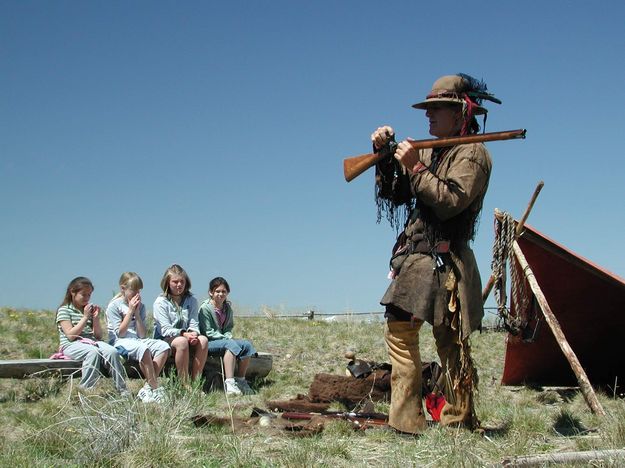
top-left (343, 128), bottom-right (527, 182)
top-left (281, 411), bottom-right (388, 429)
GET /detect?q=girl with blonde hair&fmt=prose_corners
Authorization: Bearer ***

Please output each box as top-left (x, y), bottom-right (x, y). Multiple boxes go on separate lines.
top-left (106, 272), bottom-right (170, 402)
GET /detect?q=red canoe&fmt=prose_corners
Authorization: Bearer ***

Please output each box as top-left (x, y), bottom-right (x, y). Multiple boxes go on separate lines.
top-left (500, 224), bottom-right (625, 389)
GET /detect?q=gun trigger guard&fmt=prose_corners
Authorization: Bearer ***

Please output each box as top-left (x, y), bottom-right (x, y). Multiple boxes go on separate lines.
top-left (388, 140), bottom-right (397, 154)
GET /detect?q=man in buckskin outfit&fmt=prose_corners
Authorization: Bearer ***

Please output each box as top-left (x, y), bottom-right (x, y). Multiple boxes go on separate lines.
top-left (371, 74), bottom-right (501, 434)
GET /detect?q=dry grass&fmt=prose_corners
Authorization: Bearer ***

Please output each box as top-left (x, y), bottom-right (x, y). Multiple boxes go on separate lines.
top-left (1, 306), bottom-right (624, 467)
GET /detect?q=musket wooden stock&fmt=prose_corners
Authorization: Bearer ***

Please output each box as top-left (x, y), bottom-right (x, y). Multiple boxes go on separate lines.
top-left (343, 128), bottom-right (526, 182)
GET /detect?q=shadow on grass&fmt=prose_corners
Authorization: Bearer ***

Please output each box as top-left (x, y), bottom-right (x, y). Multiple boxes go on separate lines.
top-left (525, 384), bottom-right (579, 403)
top-left (481, 421), bottom-right (511, 438)
top-left (552, 410), bottom-right (591, 436)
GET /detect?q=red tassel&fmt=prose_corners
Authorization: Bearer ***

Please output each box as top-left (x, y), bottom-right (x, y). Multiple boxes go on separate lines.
top-left (461, 94), bottom-right (477, 136)
top-left (425, 393), bottom-right (446, 421)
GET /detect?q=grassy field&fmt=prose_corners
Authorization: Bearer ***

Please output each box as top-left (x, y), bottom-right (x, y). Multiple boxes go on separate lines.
top-left (0, 306), bottom-right (624, 467)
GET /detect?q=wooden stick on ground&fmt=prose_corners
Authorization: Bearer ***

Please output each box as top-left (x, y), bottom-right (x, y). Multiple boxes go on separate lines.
top-left (502, 448), bottom-right (625, 467)
top-left (511, 241), bottom-right (606, 416)
top-left (482, 181), bottom-right (544, 304)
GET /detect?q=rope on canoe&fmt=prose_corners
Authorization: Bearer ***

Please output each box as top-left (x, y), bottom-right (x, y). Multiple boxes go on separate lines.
top-left (490, 211), bottom-right (530, 335)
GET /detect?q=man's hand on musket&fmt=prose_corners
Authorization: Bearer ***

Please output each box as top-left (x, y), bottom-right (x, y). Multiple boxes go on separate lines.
top-left (371, 126), bottom-right (395, 150)
top-left (394, 139), bottom-right (422, 173)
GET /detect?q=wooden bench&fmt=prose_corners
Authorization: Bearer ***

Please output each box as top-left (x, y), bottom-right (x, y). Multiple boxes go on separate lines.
top-left (0, 352), bottom-right (273, 383)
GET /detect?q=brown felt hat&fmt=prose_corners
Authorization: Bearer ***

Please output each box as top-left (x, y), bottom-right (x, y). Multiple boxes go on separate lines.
top-left (412, 74), bottom-right (500, 115)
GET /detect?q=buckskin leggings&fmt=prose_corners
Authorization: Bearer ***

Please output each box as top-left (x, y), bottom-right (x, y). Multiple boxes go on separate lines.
top-left (384, 320), bottom-right (427, 434)
top-left (384, 319), bottom-right (477, 433)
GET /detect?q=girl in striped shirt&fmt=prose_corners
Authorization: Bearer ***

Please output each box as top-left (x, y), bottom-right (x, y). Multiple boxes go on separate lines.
top-left (56, 276), bottom-right (129, 394)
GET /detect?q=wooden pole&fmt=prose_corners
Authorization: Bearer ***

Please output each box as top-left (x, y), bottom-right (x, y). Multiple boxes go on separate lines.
top-left (511, 241), bottom-right (605, 416)
top-left (514, 181), bottom-right (544, 237)
top-left (482, 181), bottom-right (544, 304)
top-left (502, 449), bottom-right (625, 467)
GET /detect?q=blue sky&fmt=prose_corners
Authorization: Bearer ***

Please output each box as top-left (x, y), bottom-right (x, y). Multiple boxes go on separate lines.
top-left (2, 1), bottom-right (624, 316)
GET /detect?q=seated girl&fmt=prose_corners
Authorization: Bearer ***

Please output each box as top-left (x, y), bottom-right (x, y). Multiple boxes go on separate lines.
top-left (106, 272), bottom-right (170, 403)
top-left (56, 276), bottom-right (129, 395)
top-left (198, 277), bottom-right (257, 395)
top-left (153, 264), bottom-right (208, 383)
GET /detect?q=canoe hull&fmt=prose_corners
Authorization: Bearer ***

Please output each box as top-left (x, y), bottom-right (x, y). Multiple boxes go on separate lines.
top-left (501, 225), bottom-right (625, 388)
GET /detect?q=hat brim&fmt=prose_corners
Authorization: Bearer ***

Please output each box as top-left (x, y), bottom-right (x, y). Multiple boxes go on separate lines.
top-left (411, 97), bottom-right (487, 115)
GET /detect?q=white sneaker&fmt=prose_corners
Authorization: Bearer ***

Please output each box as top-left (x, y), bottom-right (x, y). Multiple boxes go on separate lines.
top-left (224, 378), bottom-right (242, 395)
top-left (235, 377), bottom-right (255, 395)
top-left (152, 386), bottom-right (166, 403)
top-left (137, 383), bottom-right (156, 403)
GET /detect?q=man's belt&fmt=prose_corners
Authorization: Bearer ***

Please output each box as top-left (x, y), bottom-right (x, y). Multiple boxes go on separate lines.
top-left (408, 239), bottom-right (450, 254)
